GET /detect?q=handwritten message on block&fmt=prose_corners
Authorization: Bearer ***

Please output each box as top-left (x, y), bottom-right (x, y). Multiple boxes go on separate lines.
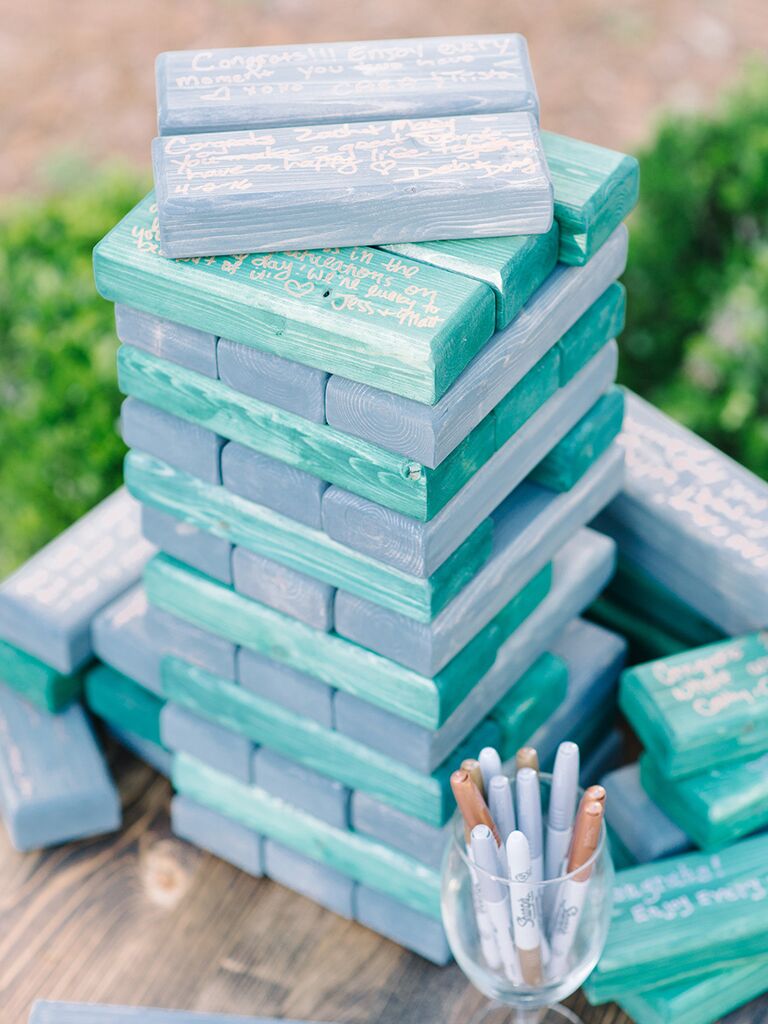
top-left (152, 113), bottom-right (553, 257)
top-left (156, 34), bottom-right (538, 135)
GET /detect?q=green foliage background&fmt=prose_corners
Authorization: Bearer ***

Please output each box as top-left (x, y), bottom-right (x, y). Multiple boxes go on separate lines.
top-left (0, 66), bottom-right (766, 576)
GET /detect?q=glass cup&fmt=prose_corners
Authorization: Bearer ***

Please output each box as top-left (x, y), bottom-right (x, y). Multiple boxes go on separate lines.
top-left (441, 771), bottom-right (614, 1024)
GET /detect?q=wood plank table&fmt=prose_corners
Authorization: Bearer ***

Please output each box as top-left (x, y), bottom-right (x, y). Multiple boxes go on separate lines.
top-left (2, 748), bottom-right (766, 1024)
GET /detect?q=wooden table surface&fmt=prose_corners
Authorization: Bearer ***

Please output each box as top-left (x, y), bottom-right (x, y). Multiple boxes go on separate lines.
top-left (2, 749), bottom-right (766, 1024)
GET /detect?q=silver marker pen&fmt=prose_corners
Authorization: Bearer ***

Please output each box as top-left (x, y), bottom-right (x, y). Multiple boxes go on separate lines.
top-left (545, 741), bottom-right (580, 880)
top-left (471, 824), bottom-right (522, 985)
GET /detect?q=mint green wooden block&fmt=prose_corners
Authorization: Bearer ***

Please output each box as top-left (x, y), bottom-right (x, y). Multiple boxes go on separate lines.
top-left (146, 552), bottom-right (546, 730)
top-left (619, 957), bottom-right (768, 1024)
top-left (583, 834), bottom-right (768, 1004)
top-left (118, 345), bottom-right (496, 521)
top-left (93, 194), bottom-right (496, 405)
top-left (85, 664), bottom-right (165, 747)
top-left (173, 752), bottom-right (441, 918)
top-left (620, 632), bottom-right (768, 779)
top-left (491, 652), bottom-right (568, 759)
top-left (557, 282), bottom-right (626, 383)
top-left (0, 638), bottom-right (81, 713)
top-left (530, 387), bottom-right (623, 491)
top-left (640, 751), bottom-right (768, 850)
top-left (381, 224), bottom-right (559, 329)
top-left (543, 131), bottom-right (640, 266)
top-left (125, 451), bottom-right (491, 623)
top-left (494, 347), bottom-right (560, 449)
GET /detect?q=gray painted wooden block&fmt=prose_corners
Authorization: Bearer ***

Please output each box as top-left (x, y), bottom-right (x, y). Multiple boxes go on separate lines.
top-left (351, 791), bottom-right (449, 871)
top-left (0, 687), bottom-right (120, 851)
top-left (324, 226), bottom-right (627, 468)
top-left (156, 35), bottom-right (539, 135)
top-left (115, 304), bottom-right (218, 378)
top-left (601, 763), bottom-right (691, 864)
top-left (217, 339), bottom-right (328, 424)
top-left (121, 397), bottom-right (224, 484)
top-left (253, 748), bottom-right (350, 829)
top-left (91, 586), bottom-right (162, 695)
top-left (264, 838), bottom-right (355, 919)
top-left (355, 885), bottom-right (451, 965)
top-left (332, 444), bottom-right (623, 673)
top-left (0, 488), bottom-right (153, 674)
top-left (232, 547), bottom-right (335, 632)
top-left (161, 703), bottom-right (254, 783)
top-left (108, 725), bottom-right (174, 777)
top-left (31, 1004), bottom-right (309, 1024)
top-left (171, 793), bottom-right (264, 877)
top-left (152, 113), bottom-right (553, 257)
top-left (146, 604), bottom-right (237, 682)
top-left (597, 389), bottom-right (768, 635)
top-left (237, 648), bottom-right (334, 729)
top-left (141, 504), bottom-right (233, 584)
top-left (221, 441), bottom-right (327, 531)
top-left (322, 340), bottom-right (619, 576)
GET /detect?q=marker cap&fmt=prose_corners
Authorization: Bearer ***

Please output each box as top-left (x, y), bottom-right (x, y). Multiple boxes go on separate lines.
top-left (516, 766), bottom-right (543, 859)
top-left (549, 741), bottom-right (580, 831)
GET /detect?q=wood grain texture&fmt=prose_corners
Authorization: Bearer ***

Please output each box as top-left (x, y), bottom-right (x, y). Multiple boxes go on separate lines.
top-left (0, 638), bottom-right (80, 713)
top-left (232, 548), bottom-right (335, 632)
top-left (121, 398), bottom-right (224, 485)
top-left (493, 345), bottom-right (560, 448)
top-left (115, 304), bottom-right (219, 378)
top-left (141, 505), bottom-right (233, 584)
top-left (125, 452), bottom-right (493, 623)
top-left (601, 764), bottom-right (691, 865)
top-left (557, 282), bottom-right (625, 383)
top-left (152, 114), bottom-right (553, 257)
top-left (217, 340), bottom-right (328, 424)
top-left (94, 195), bottom-right (496, 404)
top-left (221, 442), bottom-right (327, 532)
top-left (156, 35), bottom-right (539, 135)
top-left (324, 227), bottom-right (628, 467)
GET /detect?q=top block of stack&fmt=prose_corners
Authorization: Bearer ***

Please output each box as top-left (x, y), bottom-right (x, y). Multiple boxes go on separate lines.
top-left (152, 35), bottom-right (553, 256)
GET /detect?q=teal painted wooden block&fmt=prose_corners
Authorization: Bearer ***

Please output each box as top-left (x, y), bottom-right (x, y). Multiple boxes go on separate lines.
top-left (125, 451), bottom-right (492, 623)
top-left (173, 752), bottom-right (442, 917)
top-left (557, 282), bottom-right (626, 383)
top-left (491, 652), bottom-right (568, 759)
top-left (0, 638), bottom-right (80, 713)
top-left (382, 224), bottom-right (559, 330)
top-left (118, 345), bottom-right (497, 521)
top-left (94, 194), bottom-right (496, 405)
top-left (640, 751), bottom-right (768, 850)
top-left (493, 346), bottom-right (560, 449)
top-left (620, 632), bottom-right (768, 779)
top-left (542, 131), bottom-right (640, 266)
top-left (529, 386), bottom-right (623, 491)
top-left (583, 834), bottom-right (768, 1004)
top-left (85, 664), bottom-right (166, 748)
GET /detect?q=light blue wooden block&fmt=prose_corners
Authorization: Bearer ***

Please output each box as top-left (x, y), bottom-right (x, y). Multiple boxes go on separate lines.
top-left (601, 763), bottom-right (691, 864)
top-left (333, 529), bottom-right (616, 773)
top-left (161, 703), bottom-right (254, 783)
top-left (264, 838), bottom-right (355, 918)
top-left (324, 227), bottom-right (627, 468)
top-left (221, 441), bottom-right (327, 531)
top-left (0, 687), bottom-right (120, 851)
top-left (579, 727), bottom-right (624, 786)
top-left (253, 748), bottom-right (349, 829)
top-left (30, 1006), bottom-right (317, 1024)
top-left (0, 489), bottom-right (153, 675)
top-left (323, 341), bottom-right (618, 576)
top-left (141, 504), bottom-right (233, 584)
top-left (351, 791), bottom-right (449, 871)
top-left (156, 35), bottom-right (539, 135)
top-left (171, 793), bottom-right (264, 877)
top-left (232, 548), bottom-right (335, 632)
top-left (597, 389), bottom-right (768, 635)
top-left (152, 113), bottom-right (553, 257)
top-left (333, 444), bottom-right (623, 673)
top-left (237, 648), bottom-right (334, 729)
top-left (146, 604), bottom-right (237, 682)
top-left (355, 885), bottom-right (452, 965)
top-left (217, 339), bottom-right (327, 424)
top-left (530, 617), bottom-right (627, 770)
top-left (115, 304), bottom-right (218, 378)
top-left (121, 398), bottom-right (223, 485)
top-left (108, 725), bottom-right (173, 776)
top-left (92, 585), bottom-right (162, 695)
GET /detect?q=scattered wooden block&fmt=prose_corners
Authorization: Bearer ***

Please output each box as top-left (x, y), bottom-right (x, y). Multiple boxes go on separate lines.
top-left (0, 488), bottom-right (153, 674)
top-left (161, 703), bottom-right (255, 784)
top-left (91, 586), bottom-right (163, 694)
top-left (0, 638), bottom-right (81, 713)
top-left (217, 339), bottom-right (327, 424)
top-left (171, 794), bottom-right (264, 878)
top-left (354, 885), bottom-right (452, 965)
top-left (254, 748), bottom-right (350, 830)
top-left (601, 763), bottom-right (691, 864)
top-left (85, 665), bottom-right (165, 747)
top-left (232, 548), bottom-right (335, 631)
top-left (156, 35), bottom-right (539, 135)
top-left (94, 194), bottom-right (496, 404)
top-left (264, 838), bottom-right (355, 918)
top-left (115, 304), bottom-right (218, 378)
top-left (0, 688), bottom-right (120, 851)
top-left (141, 504), bottom-right (233, 584)
top-left (121, 397), bottom-right (224, 485)
top-left (237, 649), bottom-right (334, 729)
top-left (221, 442), bottom-right (328, 531)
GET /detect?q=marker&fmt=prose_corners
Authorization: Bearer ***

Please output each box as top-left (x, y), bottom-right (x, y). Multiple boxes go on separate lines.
top-left (516, 768), bottom-right (543, 883)
top-left (506, 830), bottom-right (543, 985)
top-left (451, 769), bottom-right (501, 969)
top-left (461, 757), bottom-right (486, 798)
top-left (545, 742), bottom-right (580, 880)
top-left (479, 746), bottom-right (502, 794)
top-left (471, 824), bottom-right (522, 984)
top-left (516, 746), bottom-right (540, 773)
top-left (548, 798), bottom-right (605, 980)
top-left (488, 775), bottom-right (516, 843)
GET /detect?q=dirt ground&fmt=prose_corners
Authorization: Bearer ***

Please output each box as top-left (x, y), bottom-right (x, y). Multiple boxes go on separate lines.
top-left (2, 0), bottom-right (768, 195)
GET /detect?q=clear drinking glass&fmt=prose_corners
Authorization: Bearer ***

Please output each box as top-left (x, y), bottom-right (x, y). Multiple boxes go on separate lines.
top-left (441, 771), bottom-right (614, 1024)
